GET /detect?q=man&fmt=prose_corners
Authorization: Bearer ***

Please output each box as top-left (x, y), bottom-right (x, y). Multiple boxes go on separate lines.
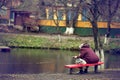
top-left (73, 43), bottom-right (99, 74)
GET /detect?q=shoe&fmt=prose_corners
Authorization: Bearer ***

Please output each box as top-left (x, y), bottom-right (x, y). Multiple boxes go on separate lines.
top-left (76, 69), bottom-right (84, 74)
top-left (80, 70), bottom-right (84, 74)
top-left (84, 69), bottom-right (88, 73)
top-left (76, 72), bottom-right (81, 74)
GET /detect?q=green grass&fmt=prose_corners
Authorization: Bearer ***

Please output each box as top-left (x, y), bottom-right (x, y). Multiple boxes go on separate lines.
top-left (0, 33), bottom-right (119, 50)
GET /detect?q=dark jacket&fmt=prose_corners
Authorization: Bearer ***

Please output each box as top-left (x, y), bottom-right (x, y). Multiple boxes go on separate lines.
top-left (78, 47), bottom-right (99, 64)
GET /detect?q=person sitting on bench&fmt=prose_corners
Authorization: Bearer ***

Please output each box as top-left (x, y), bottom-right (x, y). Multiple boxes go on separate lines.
top-left (73, 43), bottom-right (99, 74)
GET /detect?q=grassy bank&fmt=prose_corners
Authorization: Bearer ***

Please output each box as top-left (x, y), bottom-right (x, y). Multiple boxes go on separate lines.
top-left (0, 33), bottom-right (93, 50)
top-left (0, 33), bottom-right (119, 50)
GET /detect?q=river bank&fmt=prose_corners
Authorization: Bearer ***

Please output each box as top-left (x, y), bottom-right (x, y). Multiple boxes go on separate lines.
top-left (0, 32), bottom-right (94, 50)
top-left (0, 32), bottom-right (120, 51)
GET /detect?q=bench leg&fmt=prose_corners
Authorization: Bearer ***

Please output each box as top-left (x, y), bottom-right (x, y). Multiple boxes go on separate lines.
top-left (94, 65), bottom-right (98, 73)
top-left (69, 68), bottom-right (73, 74)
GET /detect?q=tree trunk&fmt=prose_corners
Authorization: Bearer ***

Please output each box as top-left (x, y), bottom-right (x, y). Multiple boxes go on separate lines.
top-left (91, 21), bottom-right (105, 70)
top-left (91, 21), bottom-right (99, 50)
top-left (95, 49), bottom-right (105, 70)
top-left (64, 27), bottom-right (74, 35)
top-left (104, 19), bottom-right (111, 44)
top-left (100, 49), bottom-right (105, 70)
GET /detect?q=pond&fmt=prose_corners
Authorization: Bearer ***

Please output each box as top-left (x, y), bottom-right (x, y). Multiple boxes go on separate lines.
top-left (0, 48), bottom-right (120, 74)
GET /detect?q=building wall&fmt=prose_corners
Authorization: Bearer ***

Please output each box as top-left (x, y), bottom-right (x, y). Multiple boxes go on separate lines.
top-left (39, 25), bottom-right (120, 37)
top-left (38, 19), bottom-right (120, 37)
top-left (38, 19), bottom-right (120, 29)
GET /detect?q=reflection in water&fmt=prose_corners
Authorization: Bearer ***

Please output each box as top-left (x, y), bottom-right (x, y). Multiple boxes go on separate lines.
top-left (0, 48), bottom-right (120, 74)
top-left (0, 48), bottom-right (77, 74)
top-left (105, 53), bottom-right (120, 69)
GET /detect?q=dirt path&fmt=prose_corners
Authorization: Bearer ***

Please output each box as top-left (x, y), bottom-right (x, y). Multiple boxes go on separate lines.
top-left (0, 69), bottom-right (120, 80)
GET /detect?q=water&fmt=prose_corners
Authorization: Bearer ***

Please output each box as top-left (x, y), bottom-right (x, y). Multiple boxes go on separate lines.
top-left (0, 48), bottom-right (120, 74)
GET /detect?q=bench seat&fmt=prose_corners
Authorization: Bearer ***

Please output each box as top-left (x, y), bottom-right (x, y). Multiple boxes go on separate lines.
top-left (65, 62), bottom-right (104, 74)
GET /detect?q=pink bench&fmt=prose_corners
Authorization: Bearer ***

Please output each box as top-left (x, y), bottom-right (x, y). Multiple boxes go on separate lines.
top-left (65, 62), bottom-right (104, 74)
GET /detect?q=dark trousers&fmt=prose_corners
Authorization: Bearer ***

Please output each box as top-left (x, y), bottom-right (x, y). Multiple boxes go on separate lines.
top-left (79, 66), bottom-right (89, 73)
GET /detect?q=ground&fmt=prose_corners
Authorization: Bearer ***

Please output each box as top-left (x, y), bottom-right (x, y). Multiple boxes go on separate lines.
top-left (0, 69), bottom-right (120, 80)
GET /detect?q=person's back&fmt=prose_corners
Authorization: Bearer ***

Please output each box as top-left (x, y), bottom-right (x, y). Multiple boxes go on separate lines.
top-left (80, 47), bottom-right (99, 64)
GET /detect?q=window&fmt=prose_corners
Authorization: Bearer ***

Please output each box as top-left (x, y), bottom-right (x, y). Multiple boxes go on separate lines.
top-left (48, 8), bottom-right (54, 19)
top-left (10, 11), bottom-right (15, 22)
top-left (67, 10), bottom-right (72, 20)
top-left (82, 8), bottom-right (87, 21)
top-left (58, 10), bottom-right (63, 20)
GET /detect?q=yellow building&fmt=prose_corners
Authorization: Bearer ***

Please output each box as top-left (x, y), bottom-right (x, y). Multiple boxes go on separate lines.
top-left (37, 3), bottom-right (120, 37)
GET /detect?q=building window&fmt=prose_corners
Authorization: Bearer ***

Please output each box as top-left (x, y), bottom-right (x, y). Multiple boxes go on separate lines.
top-left (66, 10), bottom-right (77, 20)
top-left (67, 10), bottom-right (72, 20)
top-left (58, 10), bottom-right (63, 20)
top-left (10, 11), bottom-right (15, 22)
top-left (48, 8), bottom-right (54, 19)
top-left (82, 8), bottom-right (87, 21)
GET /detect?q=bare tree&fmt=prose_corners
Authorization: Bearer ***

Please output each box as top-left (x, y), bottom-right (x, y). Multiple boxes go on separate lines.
top-left (60, 0), bottom-right (82, 35)
top-left (80, 0), bottom-right (102, 49)
top-left (99, 0), bottom-right (120, 44)
top-left (38, 0), bottom-right (82, 35)
top-left (52, 0), bottom-right (105, 69)
top-left (80, 0), bottom-right (120, 69)
top-left (52, 1), bottom-right (63, 34)
top-left (52, 5), bottom-right (63, 42)
top-left (79, 0), bottom-right (105, 69)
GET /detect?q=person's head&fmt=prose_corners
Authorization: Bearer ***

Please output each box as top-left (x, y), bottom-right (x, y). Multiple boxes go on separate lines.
top-left (79, 43), bottom-right (90, 49)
